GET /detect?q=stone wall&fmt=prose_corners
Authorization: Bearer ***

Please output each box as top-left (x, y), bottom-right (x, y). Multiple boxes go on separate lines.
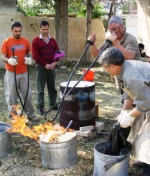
top-left (0, 0), bottom-right (16, 12)
top-left (0, 11), bottom-right (106, 68)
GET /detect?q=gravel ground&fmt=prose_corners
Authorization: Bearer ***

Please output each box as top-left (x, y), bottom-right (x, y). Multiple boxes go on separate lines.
top-left (0, 62), bottom-right (142, 176)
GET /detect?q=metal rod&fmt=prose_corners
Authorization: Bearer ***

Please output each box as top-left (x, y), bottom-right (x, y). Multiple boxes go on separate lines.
top-left (64, 120), bottom-right (73, 133)
top-left (45, 40), bottom-right (111, 122)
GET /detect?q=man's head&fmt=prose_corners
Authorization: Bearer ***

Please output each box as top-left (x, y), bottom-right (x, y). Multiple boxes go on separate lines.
top-left (108, 16), bottom-right (125, 40)
top-left (40, 20), bottom-right (49, 37)
top-left (99, 47), bottom-right (125, 76)
top-left (11, 21), bottom-right (22, 39)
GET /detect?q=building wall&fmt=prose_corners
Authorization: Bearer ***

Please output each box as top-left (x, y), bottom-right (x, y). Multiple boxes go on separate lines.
top-left (0, 11), bottom-right (105, 68)
top-left (137, 0), bottom-right (150, 56)
top-left (125, 16), bottom-right (138, 40)
top-left (0, 0), bottom-right (16, 9)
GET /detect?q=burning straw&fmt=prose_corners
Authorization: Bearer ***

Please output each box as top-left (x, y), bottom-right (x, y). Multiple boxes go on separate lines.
top-left (9, 115), bottom-right (76, 143)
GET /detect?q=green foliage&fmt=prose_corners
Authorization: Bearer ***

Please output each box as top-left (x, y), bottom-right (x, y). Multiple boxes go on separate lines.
top-left (26, 8), bottom-right (39, 16)
top-left (77, 6), bottom-right (86, 18)
top-left (17, 0), bottom-right (105, 18)
top-left (17, 0), bottom-right (55, 16)
top-left (68, 1), bottom-right (105, 19)
top-left (91, 4), bottom-right (106, 19)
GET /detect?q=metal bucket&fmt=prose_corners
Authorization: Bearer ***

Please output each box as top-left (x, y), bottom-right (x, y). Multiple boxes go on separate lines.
top-left (60, 81), bottom-right (95, 130)
top-left (94, 142), bottom-right (130, 176)
top-left (40, 136), bottom-right (77, 169)
top-left (0, 122), bottom-right (12, 157)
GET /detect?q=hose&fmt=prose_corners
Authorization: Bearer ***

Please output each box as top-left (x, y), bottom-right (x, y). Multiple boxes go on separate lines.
top-left (12, 47), bottom-right (30, 118)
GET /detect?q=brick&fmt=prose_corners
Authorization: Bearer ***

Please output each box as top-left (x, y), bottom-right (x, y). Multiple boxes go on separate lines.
top-left (75, 130), bottom-right (80, 136)
top-left (94, 121), bottom-right (104, 133)
top-left (79, 130), bottom-right (92, 137)
top-left (80, 125), bottom-right (94, 132)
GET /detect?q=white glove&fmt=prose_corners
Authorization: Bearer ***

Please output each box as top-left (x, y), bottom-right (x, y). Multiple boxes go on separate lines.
top-left (117, 111), bottom-right (135, 128)
top-left (8, 57), bottom-right (18, 66)
top-left (24, 56), bottom-right (33, 65)
top-left (87, 34), bottom-right (96, 44)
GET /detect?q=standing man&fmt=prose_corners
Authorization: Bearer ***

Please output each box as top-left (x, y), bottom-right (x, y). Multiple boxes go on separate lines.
top-left (99, 47), bottom-right (150, 176)
top-left (32, 20), bottom-right (59, 115)
top-left (1, 21), bottom-right (39, 122)
top-left (88, 15), bottom-right (141, 110)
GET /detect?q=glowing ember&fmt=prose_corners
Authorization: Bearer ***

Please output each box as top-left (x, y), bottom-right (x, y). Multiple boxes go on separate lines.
top-left (9, 115), bottom-right (75, 143)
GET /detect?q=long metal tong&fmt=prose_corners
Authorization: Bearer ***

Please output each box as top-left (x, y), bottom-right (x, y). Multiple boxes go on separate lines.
top-left (44, 39), bottom-right (111, 121)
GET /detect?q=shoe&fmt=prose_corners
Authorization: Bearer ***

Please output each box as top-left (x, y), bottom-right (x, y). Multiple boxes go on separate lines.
top-left (37, 108), bottom-right (45, 115)
top-left (50, 105), bottom-right (58, 110)
top-left (132, 161), bottom-right (146, 168)
top-left (29, 116), bottom-right (40, 122)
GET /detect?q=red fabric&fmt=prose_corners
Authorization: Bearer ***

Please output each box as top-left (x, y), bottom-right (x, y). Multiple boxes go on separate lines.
top-left (32, 37), bottom-right (59, 67)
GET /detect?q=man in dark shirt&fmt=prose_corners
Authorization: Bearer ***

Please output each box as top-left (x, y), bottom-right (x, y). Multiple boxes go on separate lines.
top-left (32, 20), bottom-right (59, 115)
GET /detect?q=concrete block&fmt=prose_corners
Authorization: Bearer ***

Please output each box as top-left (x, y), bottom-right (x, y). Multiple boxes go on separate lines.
top-left (75, 130), bottom-right (80, 136)
top-left (79, 130), bottom-right (93, 137)
top-left (80, 125), bottom-right (94, 132)
top-left (95, 121), bottom-right (104, 133)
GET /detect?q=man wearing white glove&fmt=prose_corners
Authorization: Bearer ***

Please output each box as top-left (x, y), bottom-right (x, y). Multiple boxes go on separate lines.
top-left (24, 56), bottom-right (33, 65)
top-left (8, 57), bottom-right (18, 66)
top-left (88, 16), bottom-right (141, 112)
top-left (99, 47), bottom-right (150, 176)
top-left (1, 21), bottom-right (39, 122)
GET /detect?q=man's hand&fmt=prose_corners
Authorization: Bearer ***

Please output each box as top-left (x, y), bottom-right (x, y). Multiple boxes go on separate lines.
top-left (24, 57), bottom-right (33, 65)
top-left (8, 57), bottom-right (18, 66)
top-left (107, 33), bottom-right (119, 46)
top-left (87, 34), bottom-right (96, 45)
top-left (45, 62), bottom-right (57, 70)
top-left (117, 110), bottom-right (135, 128)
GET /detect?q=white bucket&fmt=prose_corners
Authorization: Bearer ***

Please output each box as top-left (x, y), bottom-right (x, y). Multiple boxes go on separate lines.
top-left (93, 142), bottom-right (130, 176)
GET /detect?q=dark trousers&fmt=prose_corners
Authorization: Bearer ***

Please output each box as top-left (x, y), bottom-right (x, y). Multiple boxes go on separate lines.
top-left (36, 64), bottom-right (57, 109)
top-left (143, 163), bottom-right (150, 175)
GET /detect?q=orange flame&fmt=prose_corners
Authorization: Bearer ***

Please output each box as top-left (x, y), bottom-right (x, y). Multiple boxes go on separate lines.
top-left (9, 114), bottom-right (73, 142)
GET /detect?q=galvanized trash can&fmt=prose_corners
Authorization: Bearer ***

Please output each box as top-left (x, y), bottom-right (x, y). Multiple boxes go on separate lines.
top-left (94, 142), bottom-right (130, 176)
top-left (40, 136), bottom-right (77, 169)
top-left (0, 122), bottom-right (12, 157)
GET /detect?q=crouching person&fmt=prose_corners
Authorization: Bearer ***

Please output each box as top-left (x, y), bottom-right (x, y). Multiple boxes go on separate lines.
top-left (99, 47), bottom-right (150, 176)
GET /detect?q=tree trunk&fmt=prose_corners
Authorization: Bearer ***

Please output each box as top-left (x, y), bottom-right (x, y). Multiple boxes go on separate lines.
top-left (108, 0), bottom-right (116, 21)
top-left (85, 0), bottom-right (93, 62)
top-left (55, 0), bottom-right (68, 65)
